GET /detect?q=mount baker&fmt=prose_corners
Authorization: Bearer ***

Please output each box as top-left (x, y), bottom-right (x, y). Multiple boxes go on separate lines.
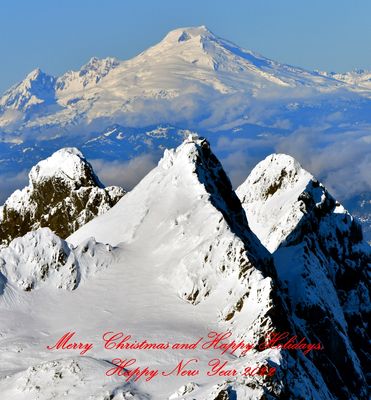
top-left (0, 26), bottom-right (370, 244)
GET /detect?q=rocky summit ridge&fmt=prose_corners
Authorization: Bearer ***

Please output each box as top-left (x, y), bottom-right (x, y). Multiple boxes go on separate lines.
top-left (0, 147), bottom-right (125, 246)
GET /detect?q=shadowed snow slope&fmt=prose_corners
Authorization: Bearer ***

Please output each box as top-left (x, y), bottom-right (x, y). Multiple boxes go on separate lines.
top-left (237, 153), bottom-right (371, 399)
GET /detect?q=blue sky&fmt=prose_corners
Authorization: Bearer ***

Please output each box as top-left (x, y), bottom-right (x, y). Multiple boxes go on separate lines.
top-left (1, 0), bottom-right (370, 93)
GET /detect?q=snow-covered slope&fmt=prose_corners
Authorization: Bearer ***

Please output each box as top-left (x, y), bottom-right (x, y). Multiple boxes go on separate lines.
top-left (237, 154), bottom-right (371, 399)
top-left (0, 228), bottom-right (114, 291)
top-left (0, 137), bottom-right (340, 399)
top-left (0, 356), bottom-right (147, 400)
top-left (0, 147), bottom-right (125, 246)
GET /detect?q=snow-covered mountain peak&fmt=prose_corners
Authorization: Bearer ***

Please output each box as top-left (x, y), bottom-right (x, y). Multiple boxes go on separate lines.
top-left (240, 153), bottom-right (313, 200)
top-left (70, 136), bottom-right (260, 249)
top-left (75, 56), bottom-right (120, 83)
top-left (29, 147), bottom-right (102, 189)
top-left (55, 56), bottom-right (119, 99)
top-left (136, 25), bottom-right (225, 71)
top-left (0, 68), bottom-right (56, 112)
top-left (15, 68), bottom-right (52, 90)
top-left (80, 56), bottom-right (119, 72)
top-left (159, 133), bottom-right (208, 168)
top-left (237, 152), bottom-right (368, 259)
top-left (25, 68), bottom-right (44, 82)
top-left (237, 153), bottom-right (315, 252)
top-left (161, 25), bottom-right (214, 44)
top-left (115, 25), bottom-right (328, 91)
top-left (69, 137), bottom-right (274, 320)
top-left (0, 148), bottom-right (125, 245)
top-left (0, 25), bottom-right (356, 134)
top-left (237, 154), bottom-right (370, 398)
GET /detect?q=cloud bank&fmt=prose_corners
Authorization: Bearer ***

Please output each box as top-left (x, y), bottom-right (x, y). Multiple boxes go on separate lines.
top-left (90, 153), bottom-right (158, 191)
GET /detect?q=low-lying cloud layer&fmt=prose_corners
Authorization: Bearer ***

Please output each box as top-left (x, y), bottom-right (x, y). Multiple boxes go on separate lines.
top-left (90, 153), bottom-right (158, 191)
top-left (0, 123), bottom-right (370, 217)
top-left (216, 125), bottom-right (371, 204)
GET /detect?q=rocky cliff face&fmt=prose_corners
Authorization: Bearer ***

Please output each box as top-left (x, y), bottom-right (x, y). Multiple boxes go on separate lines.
top-left (237, 153), bottom-right (371, 399)
top-left (0, 147), bottom-right (125, 246)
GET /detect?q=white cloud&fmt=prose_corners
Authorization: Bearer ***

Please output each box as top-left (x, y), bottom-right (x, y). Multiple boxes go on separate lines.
top-left (90, 153), bottom-right (158, 191)
top-left (214, 124), bottom-right (371, 205)
top-left (275, 127), bottom-right (371, 200)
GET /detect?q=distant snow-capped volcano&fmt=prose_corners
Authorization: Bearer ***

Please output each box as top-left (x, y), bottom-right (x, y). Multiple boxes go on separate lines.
top-left (0, 25), bottom-right (364, 135)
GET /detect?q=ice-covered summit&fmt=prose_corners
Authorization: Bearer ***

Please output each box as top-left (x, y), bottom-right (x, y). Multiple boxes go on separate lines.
top-left (137, 25), bottom-right (303, 80)
top-left (162, 25), bottom-right (212, 40)
top-left (0, 25), bottom-right (352, 135)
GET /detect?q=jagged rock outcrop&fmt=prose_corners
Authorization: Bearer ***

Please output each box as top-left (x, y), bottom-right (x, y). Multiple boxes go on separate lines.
top-left (237, 153), bottom-right (371, 399)
top-left (0, 147), bottom-right (125, 246)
